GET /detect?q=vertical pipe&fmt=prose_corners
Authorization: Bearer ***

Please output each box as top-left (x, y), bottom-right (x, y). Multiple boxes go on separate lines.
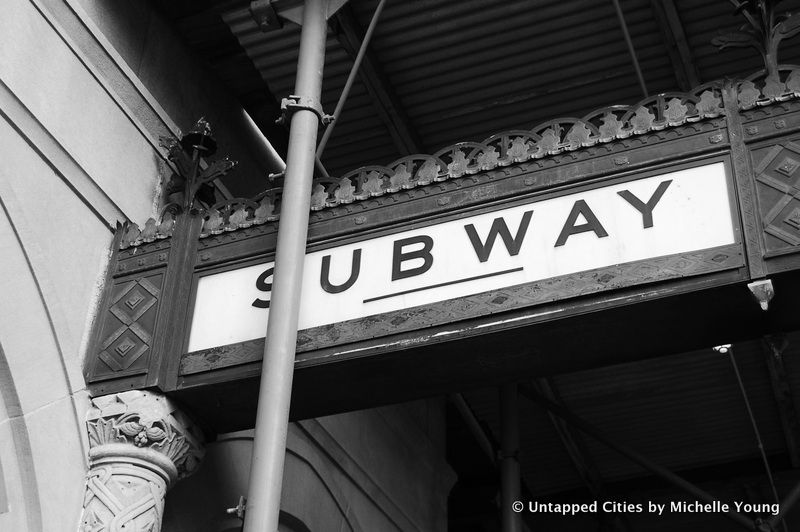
top-left (726, 347), bottom-right (788, 532)
top-left (242, 1), bottom-right (327, 531)
top-left (500, 383), bottom-right (522, 532)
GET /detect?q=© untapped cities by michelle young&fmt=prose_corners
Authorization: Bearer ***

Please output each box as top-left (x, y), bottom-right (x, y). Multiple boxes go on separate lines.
top-left (521, 500), bottom-right (781, 517)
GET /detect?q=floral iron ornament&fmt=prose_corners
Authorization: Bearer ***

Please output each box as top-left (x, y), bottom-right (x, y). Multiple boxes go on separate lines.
top-left (159, 118), bottom-right (237, 213)
top-left (713, 0), bottom-right (800, 95)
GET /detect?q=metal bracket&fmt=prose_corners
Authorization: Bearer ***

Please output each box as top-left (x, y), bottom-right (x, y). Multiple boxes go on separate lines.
top-left (225, 495), bottom-right (247, 520)
top-left (250, 0), bottom-right (282, 32)
top-left (496, 450), bottom-right (519, 461)
top-left (276, 95), bottom-right (334, 126)
top-left (267, 0), bottom-right (349, 25)
top-left (748, 279), bottom-right (775, 311)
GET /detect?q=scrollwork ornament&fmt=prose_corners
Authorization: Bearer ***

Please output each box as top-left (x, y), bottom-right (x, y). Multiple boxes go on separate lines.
top-left (362, 171), bottom-right (385, 196)
top-left (476, 147), bottom-right (500, 170)
top-left (310, 183), bottom-right (329, 210)
top-left (535, 129), bottom-right (560, 157)
top-left (334, 177), bottom-right (356, 203)
top-left (507, 137), bottom-right (532, 161)
top-left (713, 0), bottom-right (800, 102)
top-left (696, 91), bottom-right (723, 117)
top-left (631, 107), bottom-right (655, 133)
top-left (739, 80), bottom-right (761, 109)
top-left (598, 113), bottom-right (623, 141)
top-left (787, 69), bottom-right (800, 94)
top-left (565, 121), bottom-right (592, 148)
top-left (447, 149), bottom-right (469, 177)
top-left (664, 98), bottom-right (688, 125)
top-left (416, 159), bottom-right (440, 184)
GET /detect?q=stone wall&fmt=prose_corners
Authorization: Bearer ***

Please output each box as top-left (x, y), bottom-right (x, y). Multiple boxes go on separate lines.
top-left (0, 0), bottom-right (270, 529)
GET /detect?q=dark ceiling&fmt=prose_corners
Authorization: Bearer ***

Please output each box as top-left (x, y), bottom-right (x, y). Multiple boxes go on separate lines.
top-left (161, 0), bottom-right (800, 184)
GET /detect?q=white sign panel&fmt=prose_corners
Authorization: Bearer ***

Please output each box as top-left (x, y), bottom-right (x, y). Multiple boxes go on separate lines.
top-left (188, 162), bottom-right (735, 352)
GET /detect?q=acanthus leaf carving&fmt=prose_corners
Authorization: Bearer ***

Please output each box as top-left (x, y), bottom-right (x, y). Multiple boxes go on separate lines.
top-left (416, 159), bottom-right (440, 184)
top-left (739, 80), bottom-right (761, 109)
top-left (664, 98), bottom-right (689, 125)
top-left (630, 107), bottom-right (655, 133)
top-left (80, 390), bottom-right (204, 532)
top-left (362, 171), bottom-right (385, 196)
top-left (598, 113), bottom-right (623, 141)
top-left (476, 147), bottom-right (500, 170)
top-left (389, 163), bottom-right (413, 192)
top-left (447, 149), bottom-right (469, 177)
top-left (310, 183), bottom-right (328, 211)
top-left (565, 121), bottom-right (593, 149)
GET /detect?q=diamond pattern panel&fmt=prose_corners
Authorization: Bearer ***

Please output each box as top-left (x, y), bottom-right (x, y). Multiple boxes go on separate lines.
top-left (91, 276), bottom-right (162, 381)
top-left (754, 142), bottom-right (800, 252)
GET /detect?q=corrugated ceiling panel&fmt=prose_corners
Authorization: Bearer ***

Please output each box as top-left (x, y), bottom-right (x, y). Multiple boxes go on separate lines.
top-left (465, 340), bottom-right (790, 496)
top-left (219, 0), bottom-right (800, 176)
top-left (550, 343), bottom-right (786, 483)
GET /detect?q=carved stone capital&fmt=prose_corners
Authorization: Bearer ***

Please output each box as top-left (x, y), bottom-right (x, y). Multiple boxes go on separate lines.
top-left (85, 390), bottom-right (204, 481)
top-left (80, 390), bottom-right (204, 532)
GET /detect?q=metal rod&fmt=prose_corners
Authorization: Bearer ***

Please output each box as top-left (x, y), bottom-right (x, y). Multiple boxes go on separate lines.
top-left (314, 155), bottom-right (330, 178)
top-left (450, 394), bottom-right (496, 466)
top-left (520, 385), bottom-right (757, 531)
top-left (242, 1), bottom-right (327, 530)
top-left (500, 384), bottom-right (522, 532)
top-left (612, 0), bottom-right (648, 97)
top-left (727, 347), bottom-right (788, 532)
top-left (770, 478), bottom-right (800, 528)
top-left (316, 0), bottom-right (388, 159)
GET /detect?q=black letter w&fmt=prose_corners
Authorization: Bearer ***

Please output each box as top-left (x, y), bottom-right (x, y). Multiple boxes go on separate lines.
top-left (464, 210), bottom-right (533, 263)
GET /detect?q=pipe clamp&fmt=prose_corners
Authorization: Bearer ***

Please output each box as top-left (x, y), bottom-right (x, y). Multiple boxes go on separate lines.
top-left (277, 95), bottom-right (334, 125)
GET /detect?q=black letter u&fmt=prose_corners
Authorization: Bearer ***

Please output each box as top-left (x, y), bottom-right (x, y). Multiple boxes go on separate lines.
top-left (321, 249), bottom-right (362, 294)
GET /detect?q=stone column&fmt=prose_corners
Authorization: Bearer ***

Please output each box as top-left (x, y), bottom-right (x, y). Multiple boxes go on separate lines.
top-left (78, 390), bottom-right (204, 532)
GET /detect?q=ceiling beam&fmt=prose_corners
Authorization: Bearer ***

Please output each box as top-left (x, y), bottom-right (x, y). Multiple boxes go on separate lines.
top-left (528, 380), bottom-right (632, 532)
top-left (329, 4), bottom-right (423, 156)
top-left (763, 335), bottom-right (800, 468)
top-left (650, 0), bottom-right (701, 91)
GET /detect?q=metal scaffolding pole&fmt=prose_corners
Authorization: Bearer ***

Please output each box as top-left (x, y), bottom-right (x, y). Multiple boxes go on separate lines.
top-left (500, 383), bottom-right (522, 532)
top-left (242, 1), bottom-right (328, 530)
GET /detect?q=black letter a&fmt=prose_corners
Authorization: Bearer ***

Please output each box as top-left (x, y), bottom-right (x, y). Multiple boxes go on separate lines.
top-left (555, 200), bottom-right (609, 247)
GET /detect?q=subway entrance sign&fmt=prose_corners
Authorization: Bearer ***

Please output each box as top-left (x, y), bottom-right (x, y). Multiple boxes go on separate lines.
top-left (84, 90), bottom-right (800, 429)
top-left (188, 163), bottom-right (735, 353)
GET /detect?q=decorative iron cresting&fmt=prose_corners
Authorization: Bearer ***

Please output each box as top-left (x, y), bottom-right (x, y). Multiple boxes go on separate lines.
top-left (301, 85), bottom-right (726, 212)
top-left (117, 81), bottom-right (790, 250)
top-left (166, 84), bottom-right (726, 246)
top-left (117, 82), bottom-right (728, 248)
top-left (713, 0), bottom-right (800, 107)
top-left (119, 119), bottom-right (238, 249)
